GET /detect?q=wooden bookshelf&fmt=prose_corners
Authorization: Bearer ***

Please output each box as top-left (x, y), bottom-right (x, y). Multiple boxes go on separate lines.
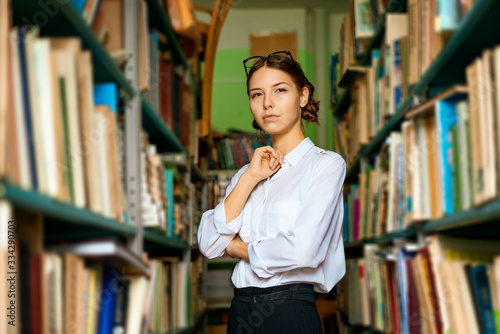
top-left (145, 0), bottom-right (188, 67)
top-left (334, 0), bottom-right (405, 110)
top-left (336, 1), bottom-right (500, 331)
top-left (142, 97), bottom-right (185, 152)
top-left (6, 0), bottom-right (209, 332)
top-left (338, 0), bottom-right (500, 168)
top-left (333, 90), bottom-right (351, 119)
top-left (412, 0), bottom-right (500, 95)
top-left (12, 0), bottom-right (134, 97)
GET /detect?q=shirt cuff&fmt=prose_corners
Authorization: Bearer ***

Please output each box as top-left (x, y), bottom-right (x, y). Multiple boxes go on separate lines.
top-left (213, 199), bottom-right (242, 235)
top-left (248, 238), bottom-right (274, 278)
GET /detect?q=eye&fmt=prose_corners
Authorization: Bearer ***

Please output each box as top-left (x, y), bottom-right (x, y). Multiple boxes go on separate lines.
top-left (251, 92), bottom-right (262, 99)
top-left (276, 88), bottom-right (287, 93)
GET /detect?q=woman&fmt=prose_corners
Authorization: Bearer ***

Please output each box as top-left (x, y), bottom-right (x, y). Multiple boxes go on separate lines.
top-left (198, 51), bottom-right (346, 333)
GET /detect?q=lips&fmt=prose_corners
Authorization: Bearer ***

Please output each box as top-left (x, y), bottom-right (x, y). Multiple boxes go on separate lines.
top-left (263, 114), bottom-right (279, 121)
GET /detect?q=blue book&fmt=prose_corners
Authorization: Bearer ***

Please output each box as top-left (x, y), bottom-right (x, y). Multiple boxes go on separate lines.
top-left (435, 100), bottom-right (458, 215)
top-left (164, 168), bottom-right (175, 238)
top-left (18, 28), bottom-right (38, 190)
top-left (470, 264), bottom-right (496, 334)
top-left (396, 246), bottom-right (418, 334)
top-left (70, 0), bottom-right (87, 13)
top-left (371, 49), bottom-right (380, 67)
top-left (439, 0), bottom-right (460, 30)
top-left (393, 39), bottom-right (403, 112)
top-left (98, 268), bottom-right (119, 334)
top-left (150, 32), bottom-right (160, 111)
top-left (94, 83), bottom-right (118, 112)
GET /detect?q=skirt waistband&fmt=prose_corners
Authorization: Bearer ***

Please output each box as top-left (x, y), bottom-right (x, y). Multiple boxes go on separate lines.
top-left (233, 283), bottom-right (315, 304)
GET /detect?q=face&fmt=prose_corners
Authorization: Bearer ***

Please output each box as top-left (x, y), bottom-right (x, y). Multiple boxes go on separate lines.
top-left (248, 67), bottom-right (308, 137)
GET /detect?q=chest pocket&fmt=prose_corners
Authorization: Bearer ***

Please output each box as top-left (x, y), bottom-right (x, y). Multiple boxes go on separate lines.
top-left (266, 200), bottom-right (300, 237)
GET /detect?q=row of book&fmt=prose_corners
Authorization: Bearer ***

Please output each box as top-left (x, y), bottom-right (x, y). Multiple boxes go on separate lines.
top-left (0, 11), bottom-right (195, 236)
top-left (89, 0), bottom-right (197, 159)
top-left (338, 235), bottom-right (500, 334)
top-left (336, 0), bottom-right (480, 165)
top-left (339, 0), bottom-right (390, 77)
top-left (140, 137), bottom-right (194, 241)
top-left (0, 203), bottom-right (191, 334)
top-left (206, 171), bottom-right (235, 211)
top-left (0, 24), bottom-right (129, 223)
top-left (340, 0), bottom-right (474, 85)
top-left (341, 42), bottom-right (500, 241)
top-left (207, 132), bottom-right (270, 171)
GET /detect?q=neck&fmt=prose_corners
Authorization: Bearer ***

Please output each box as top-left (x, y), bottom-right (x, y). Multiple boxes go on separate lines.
top-left (270, 129), bottom-right (306, 156)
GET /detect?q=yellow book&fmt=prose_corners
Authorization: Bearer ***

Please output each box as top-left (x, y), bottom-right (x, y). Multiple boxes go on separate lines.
top-left (86, 269), bottom-right (97, 334)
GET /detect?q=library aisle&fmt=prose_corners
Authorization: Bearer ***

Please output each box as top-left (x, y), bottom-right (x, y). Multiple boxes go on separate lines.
top-left (2, 0), bottom-right (500, 334)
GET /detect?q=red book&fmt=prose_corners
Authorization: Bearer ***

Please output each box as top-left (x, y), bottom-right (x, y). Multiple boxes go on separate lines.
top-left (30, 254), bottom-right (41, 334)
top-left (418, 247), bottom-right (443, 334)
top-left (386, 261), bottom-right (401, 334)
top-left (406, 258), bottom-right (421, 334)
top-left (160, 61), bottom-right (174, 130)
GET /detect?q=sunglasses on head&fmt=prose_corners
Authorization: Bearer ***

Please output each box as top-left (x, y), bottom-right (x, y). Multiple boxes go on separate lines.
top-left (243, 51), bottom-right (302, 78)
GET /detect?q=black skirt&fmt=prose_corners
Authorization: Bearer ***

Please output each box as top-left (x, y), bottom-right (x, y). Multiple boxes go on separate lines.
top-left (226, 283), bottom-right (323, 334)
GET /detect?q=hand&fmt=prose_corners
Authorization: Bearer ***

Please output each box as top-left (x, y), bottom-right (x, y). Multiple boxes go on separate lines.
top-left (226, 234), bottom-right (249, 261)
top-left (245, 146), bottom-right (284, 181)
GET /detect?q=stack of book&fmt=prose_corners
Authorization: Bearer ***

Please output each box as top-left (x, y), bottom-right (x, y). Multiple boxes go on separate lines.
top-left (334, 0), bottom-right (478, 165)
top-left (340, 236), bottom-right (500, 334)
top-left (0, 204), bottom-right (191, 334)
top-left (208, 132), bottom-right (269, 171)
top-left (2, 26), bottom-right (128, 223)
top-left (343, 42), bottom-right (500, 242)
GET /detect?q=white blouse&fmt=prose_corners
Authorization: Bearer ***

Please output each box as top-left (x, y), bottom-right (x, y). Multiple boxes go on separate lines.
top-left (198, 138), bottom-right (346, 293)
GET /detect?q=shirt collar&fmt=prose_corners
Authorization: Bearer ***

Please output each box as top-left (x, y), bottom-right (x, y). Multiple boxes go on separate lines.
top-left (283, 137), bottom-right (314, 168)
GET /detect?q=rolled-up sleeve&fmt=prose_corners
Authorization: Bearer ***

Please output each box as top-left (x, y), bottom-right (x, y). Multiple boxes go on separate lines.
top-left (247, 156), bottom-right (346, 278)
top-left (197, 166), bottom-right (248, 259)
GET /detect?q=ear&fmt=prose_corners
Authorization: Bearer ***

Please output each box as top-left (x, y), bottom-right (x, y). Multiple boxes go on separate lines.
top-left (300, 87), bottom-right (309, 108)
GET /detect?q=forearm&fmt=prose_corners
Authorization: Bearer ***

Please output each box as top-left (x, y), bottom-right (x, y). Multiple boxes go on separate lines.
top-left (227, 239), bottom-right (249, 261)
top-left (224, 172), bottom-right (260, 223)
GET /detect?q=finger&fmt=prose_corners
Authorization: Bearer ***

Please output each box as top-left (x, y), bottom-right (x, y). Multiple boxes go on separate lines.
top-left (261, 146), bottom-right (278, 159)
top-left (271, 153), bottom-right (280, 168)
top-left (276, 150), bottom-right (284, 164)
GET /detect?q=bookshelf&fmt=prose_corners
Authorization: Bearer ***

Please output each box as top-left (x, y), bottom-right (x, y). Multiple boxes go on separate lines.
top-left (333, 0), bottom-right (500, 333)
top-left (339, 0), bottom-right (500, 181)
top-left (334, 0), bottom-right (500, 333)
top-left (4, 0), bottom-right (209, 333)
top-left (11, 0), bottom-right (134, 96)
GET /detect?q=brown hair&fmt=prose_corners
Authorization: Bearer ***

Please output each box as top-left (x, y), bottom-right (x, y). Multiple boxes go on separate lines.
top-left (246, 54), bottom-right (320, 131)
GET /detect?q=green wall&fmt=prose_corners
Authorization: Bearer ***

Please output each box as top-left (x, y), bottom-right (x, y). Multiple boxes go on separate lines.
top-left (210, 9), bottom-right (347, 148)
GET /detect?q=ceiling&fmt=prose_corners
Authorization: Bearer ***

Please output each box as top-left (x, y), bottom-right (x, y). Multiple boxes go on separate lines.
top-left (193, 0), bottom-right (349, 14)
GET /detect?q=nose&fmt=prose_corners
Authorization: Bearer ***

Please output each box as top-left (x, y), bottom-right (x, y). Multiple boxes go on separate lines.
top-left (263, 94), bottom-right (274, 110)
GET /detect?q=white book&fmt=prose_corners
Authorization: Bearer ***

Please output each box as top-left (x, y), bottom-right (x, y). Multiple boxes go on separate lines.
top-left (9, 28), bottom-right (31, 189)
top-left (77, 51), bottom-right (101, 215)
top-left (481, 49), bottom-right (497, 201)
top-left (50, 39), bottom-right (86, 208)
top-left (94, 110), bottom-right (112, 218)
top-left (456, 101), bottom-right (472, 210)
top-left (386, 132), bottom-right (401, 233)
top-left (417, 117), bottom-right (431, 219)
top-left (33, 39), bottom-right (59, 198)
top-left (385, 14), bottom-right (408, 115)
top-left (24, 27), bottom-right (49, 195)
top-left (453, 262), bottom-right (481, 334)
top-left (126, 277), bottom-right (149, 334)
